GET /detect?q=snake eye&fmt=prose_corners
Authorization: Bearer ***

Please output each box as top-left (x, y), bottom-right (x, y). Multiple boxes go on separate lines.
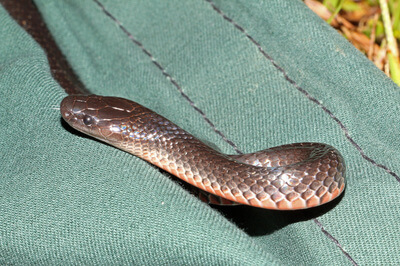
top-left (83, 115), bottom-right (94, 126)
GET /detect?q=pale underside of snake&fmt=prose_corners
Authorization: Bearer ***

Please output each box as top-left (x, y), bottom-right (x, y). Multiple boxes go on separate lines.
top-left (61, 95), bottom-right (345, 210)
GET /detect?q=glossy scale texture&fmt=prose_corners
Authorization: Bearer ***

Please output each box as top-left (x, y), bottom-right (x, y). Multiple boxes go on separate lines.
top-left (61, 95), bottom-right (345, 210)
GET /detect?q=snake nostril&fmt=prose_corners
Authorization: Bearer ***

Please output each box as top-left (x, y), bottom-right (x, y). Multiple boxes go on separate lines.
top-left (63, 111), bottom-right (71, 118)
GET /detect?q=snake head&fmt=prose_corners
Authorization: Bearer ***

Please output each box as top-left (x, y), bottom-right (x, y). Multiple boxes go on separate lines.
top-left (60, 95), bottom-right (147, 148)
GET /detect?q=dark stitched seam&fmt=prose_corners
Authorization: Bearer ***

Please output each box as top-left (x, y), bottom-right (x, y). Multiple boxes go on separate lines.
top-left (205, 0), bottom-right (400, 182)
top-left (205, 0), bottom-right (359, 264)
top-left (314, 219), bottom-right (358, 266)
top-left (92, 0), bottom-right (242, 154)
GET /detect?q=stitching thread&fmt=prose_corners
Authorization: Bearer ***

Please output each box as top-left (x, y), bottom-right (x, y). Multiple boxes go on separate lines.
top-left (313, 219), bottom-right (358, 265)
top-left (92, 0), bottom-right (242, 154)
top-left (204, 0), bottom-right (361, 264)
top-left (205, 0), bottom-right (400, 182)
top-left (93, 0), bottom-right (361, 263)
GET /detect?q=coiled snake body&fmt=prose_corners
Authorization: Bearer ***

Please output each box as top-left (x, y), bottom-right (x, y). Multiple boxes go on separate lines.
top-left (61, 95), bottom-right (345, 210)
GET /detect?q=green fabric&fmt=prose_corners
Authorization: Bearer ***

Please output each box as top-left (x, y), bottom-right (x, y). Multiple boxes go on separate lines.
top-left (1, 0), bottom-right (399, 264)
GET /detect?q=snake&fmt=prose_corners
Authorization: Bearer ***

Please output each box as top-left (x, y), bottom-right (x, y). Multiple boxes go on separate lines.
top-left (3, 0), bottom-right (345, 210)
top-left (60, 95), bottom-right (345, 210)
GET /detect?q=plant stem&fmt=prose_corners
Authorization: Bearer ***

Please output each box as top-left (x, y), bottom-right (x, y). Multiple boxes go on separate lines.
top-left (379, 0), bottom-right (400, 85)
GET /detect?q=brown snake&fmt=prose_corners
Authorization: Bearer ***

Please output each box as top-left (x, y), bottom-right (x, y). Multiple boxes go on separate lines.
top-left (2, 0), bottom-right (345, 210)
top-left (61, 95), bottom-right (345, 210)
